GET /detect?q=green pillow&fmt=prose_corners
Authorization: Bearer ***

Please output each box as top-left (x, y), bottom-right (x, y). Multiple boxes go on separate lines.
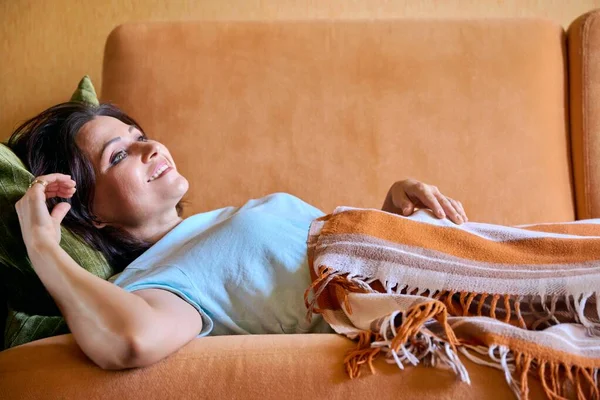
top-left (70, 75), bottom-right (100, 106)
top-left (0, 76), bottom-right (116, 349)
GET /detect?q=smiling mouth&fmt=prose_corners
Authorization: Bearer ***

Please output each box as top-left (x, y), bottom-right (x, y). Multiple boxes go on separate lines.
top-left (148, 165), bottom-right (172, 182)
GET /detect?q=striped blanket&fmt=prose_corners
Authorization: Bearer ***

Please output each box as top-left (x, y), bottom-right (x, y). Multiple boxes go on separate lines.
top-left (304, 207), bottom-right (600, 400)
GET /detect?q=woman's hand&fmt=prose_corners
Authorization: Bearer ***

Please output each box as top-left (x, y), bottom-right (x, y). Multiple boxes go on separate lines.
top-left (382, 178), bottom-right (468, 224)
top-left (15, 173), bottom-right (77, 250)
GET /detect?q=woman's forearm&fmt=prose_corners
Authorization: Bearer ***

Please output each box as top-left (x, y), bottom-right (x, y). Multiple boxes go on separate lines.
top-left (26, 241), bottom-right (153, 369)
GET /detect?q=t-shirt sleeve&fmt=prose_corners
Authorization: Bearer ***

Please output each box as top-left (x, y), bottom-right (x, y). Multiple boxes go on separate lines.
top-left (110, 264), bottom-right (214, 337)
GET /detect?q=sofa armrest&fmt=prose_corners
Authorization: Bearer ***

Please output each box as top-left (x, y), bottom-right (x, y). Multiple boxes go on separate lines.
top-left (0, 333), bottom-right (547, 399)
top-left (568, 9), bottom-right (600, 219)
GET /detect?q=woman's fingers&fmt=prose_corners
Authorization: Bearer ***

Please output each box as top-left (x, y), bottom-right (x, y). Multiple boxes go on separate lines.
top-left (435, 192), bottom-right (463, 224)
top-left (411, 185), bottom-right (445, 218)
top-left (449, 198), bottom-right (468, 222)
top-left (45, 179), bottom-right (76, 188)
top-left (50, 202), bottom-right (72, 222)
top-left (393, 179), bottom-right (469, 224)
top-left (45, 186), bottom-right (76, 199)
top-left (29, 173), bottom-right (76, 199)
top-left (391, 189), bottom-right (415, 215)
top-left (43, 178), bottom-right (76, 191)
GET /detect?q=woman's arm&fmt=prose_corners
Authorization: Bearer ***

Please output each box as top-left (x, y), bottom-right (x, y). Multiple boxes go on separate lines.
top-left (27, 243), bottom-right (202, 369)
top-left (127, 288), bottom-right (203, 368)
top-left (16, 173), bottom-right (202, 369)
top-left (27, 242), bottom-right (157, 369)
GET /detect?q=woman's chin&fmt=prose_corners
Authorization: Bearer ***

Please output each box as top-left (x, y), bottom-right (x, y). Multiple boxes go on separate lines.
top-left (172, 174), bottom-right (189, 196)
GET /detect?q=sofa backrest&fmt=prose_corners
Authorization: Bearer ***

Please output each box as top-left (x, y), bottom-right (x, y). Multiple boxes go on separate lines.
top-left (101, 20), bottom-right (573, 225)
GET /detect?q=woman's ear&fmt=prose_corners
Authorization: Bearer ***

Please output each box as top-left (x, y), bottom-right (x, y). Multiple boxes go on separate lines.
top-left (91, 217), bottom-right (107, 229)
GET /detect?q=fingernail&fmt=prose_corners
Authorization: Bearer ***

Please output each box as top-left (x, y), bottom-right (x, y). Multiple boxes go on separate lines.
top-left (456, 215), bottom-right (463, 224)
top-left (438, 210), bottom-right (445, 217)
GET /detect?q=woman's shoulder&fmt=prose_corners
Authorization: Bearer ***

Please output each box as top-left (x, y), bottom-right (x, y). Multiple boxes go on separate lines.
top-left (182, 193), bottom-right (322, 223)
top-left (237, 192), bottom-right (325, 219)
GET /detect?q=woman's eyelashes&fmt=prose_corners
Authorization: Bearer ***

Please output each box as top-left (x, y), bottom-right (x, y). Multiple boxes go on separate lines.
top-left (110, 135), bottom-right (148, 166)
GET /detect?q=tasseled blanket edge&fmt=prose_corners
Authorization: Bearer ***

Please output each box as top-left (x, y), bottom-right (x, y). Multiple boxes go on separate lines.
top-left (304, 266), bottom-right (600, 400)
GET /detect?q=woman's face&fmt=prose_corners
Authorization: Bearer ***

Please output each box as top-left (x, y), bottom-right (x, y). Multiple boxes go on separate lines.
top-left (76, 116), bottom-right (189, 233)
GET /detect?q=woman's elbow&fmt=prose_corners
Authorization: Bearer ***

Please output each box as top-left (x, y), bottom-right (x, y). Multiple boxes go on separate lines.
top-left (97, 359), bottom-right (132, 371)
top-left (90, 335), bottom-right (144, 371)
top-left (111, 332), bottom-right (165, 369)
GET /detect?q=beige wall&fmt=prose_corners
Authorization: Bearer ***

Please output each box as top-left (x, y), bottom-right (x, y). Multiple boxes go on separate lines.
top-left (1, 0), bottom-right (599, 141)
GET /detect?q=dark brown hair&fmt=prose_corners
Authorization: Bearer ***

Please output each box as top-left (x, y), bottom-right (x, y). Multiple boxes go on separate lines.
top-left (5, 102), bottom-right (185, 271)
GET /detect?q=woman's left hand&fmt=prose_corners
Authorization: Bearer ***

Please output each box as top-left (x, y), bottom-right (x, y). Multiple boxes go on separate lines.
top-left (382, 178), bottom-right (468, 224)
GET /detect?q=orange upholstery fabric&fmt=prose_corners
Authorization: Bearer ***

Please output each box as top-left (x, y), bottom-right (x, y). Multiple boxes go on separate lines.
top-left (0, 334), bottom-right (546, 399)
top-left (101, 20), bottom-right (574, 226)
top-left (568, 9), bottom-right (600, 219)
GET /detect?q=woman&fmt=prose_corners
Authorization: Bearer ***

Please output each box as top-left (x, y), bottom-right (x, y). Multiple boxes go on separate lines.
top-left (8, 102), bottom-right (468, 370)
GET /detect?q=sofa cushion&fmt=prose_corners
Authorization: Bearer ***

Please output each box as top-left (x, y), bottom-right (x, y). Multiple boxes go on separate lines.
top-left (102, 20), bottom-right (574, 226)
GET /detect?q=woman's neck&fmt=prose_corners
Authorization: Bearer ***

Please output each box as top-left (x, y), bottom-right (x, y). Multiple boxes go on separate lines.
top-left (124, 210), bottom-right (184, 244)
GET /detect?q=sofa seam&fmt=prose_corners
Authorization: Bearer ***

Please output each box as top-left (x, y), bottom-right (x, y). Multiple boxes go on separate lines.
top-left (0, 349), bottom-right (338, 373)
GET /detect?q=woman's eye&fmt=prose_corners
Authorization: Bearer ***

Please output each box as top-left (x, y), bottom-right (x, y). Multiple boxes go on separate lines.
top-left (110, 135), bottom-right (148, 166)
top-left (111, 151), bottom-right (126, 165)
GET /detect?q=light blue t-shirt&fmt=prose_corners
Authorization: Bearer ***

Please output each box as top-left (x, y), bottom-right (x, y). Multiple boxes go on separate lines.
top-left (111, 193), bottom-right (333, 337)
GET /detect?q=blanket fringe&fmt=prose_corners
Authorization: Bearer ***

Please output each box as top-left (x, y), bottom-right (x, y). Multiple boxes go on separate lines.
top-left (573, 292), bottom-right (600, 336)
top-left (461, 345), bottom-right (600, 400)
top-left (305, 265), bottom-right (600, 399)
top-left (306, 266), bottom-right (599, 333)
top-left (343, 301), bottom-right (469, 383)
top-left (304, 265), bottom-right (375, 322)
top-left (343, 331), bottom-right (383, 378)
top-left (435, 290), bottom-right (600, 333)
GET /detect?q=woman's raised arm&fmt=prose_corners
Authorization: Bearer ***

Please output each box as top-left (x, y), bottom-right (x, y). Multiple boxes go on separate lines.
top-left (26, 243), bottom-right (202, 369)
top-left (16, 173), bottom-right (202, 369)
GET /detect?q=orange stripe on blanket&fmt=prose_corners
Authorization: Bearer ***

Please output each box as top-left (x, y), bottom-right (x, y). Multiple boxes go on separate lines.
top-left (520, 223), bottom-right (600, 236)
top-left (320, 210), bottom-right (600, 265)
top-left (479, 332), bottom-right (600, 369)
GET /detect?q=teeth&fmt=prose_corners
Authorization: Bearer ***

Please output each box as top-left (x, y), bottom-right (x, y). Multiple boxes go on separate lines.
top-left (149, 165), bottom-right (169, 182)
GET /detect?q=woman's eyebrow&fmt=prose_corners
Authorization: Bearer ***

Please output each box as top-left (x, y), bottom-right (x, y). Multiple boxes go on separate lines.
top-left (101, 125), bottom-right (136, 159)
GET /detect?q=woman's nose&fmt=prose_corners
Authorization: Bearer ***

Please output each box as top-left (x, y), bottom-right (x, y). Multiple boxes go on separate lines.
top-left (141, 142), bottom-right (160, 163)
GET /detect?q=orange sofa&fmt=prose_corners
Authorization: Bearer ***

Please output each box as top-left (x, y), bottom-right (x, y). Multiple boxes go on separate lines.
top-left (1, 10), bottom-right (600, 399)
